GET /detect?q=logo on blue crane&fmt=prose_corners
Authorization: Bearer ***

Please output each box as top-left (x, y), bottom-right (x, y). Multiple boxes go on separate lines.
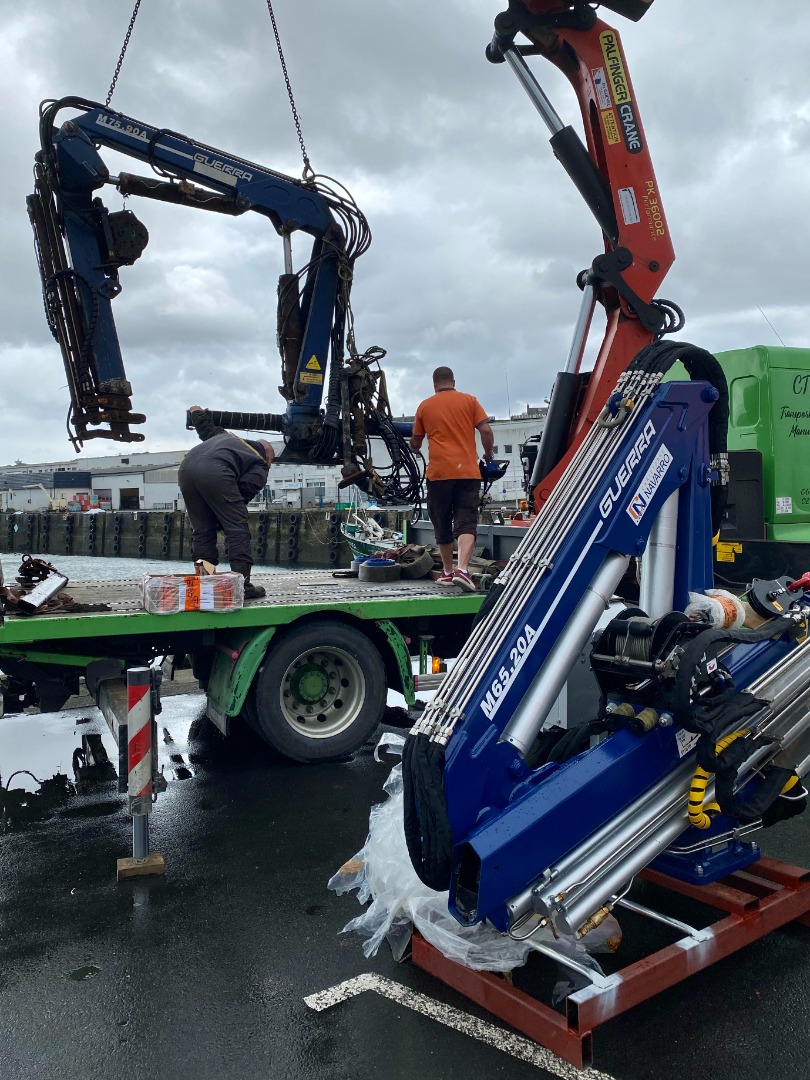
top-left (625, 443), bottom-right (673, 525)
top-left (599, 419), bottom-right (657, 519)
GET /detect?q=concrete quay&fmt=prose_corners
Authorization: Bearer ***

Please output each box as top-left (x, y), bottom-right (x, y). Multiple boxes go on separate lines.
top-left (0, 508), bottom-right (405, 569)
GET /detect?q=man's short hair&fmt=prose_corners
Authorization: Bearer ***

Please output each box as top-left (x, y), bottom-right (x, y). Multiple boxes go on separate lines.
top-left (433, 366), bottom-right (454, 385)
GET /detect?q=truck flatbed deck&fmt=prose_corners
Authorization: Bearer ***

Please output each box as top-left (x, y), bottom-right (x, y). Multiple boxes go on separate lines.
top-left (0, 569), bottom-right (483, 762)
top-left (0, 570), bottom-right (482, 642)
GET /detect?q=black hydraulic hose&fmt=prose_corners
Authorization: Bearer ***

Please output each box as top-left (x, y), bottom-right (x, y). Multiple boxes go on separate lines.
top-left (677, 348), bottom-right (729, 454)
top-left (199, 411), bottom-right (284, 433)
top-left (666, 617), bottom-right (795, 734)
top-left (529, 371), bottom-right (583, 490)
top-left (626, 339), bottom-right (729, 533)
top-left (549, 126), bottom-right (619, 244)
top-left (710, 733), bottom-right (798, 823)
top-left (402, 733), bottom-right (454, 891)
top-left (366, 409), bottom-right (424, 505)
top-left (312, 422), bottom-right (339, 463)
top-left (692, 693), bottom-right (769, 772)
top-left (4, 769), bottom-right (47, 789)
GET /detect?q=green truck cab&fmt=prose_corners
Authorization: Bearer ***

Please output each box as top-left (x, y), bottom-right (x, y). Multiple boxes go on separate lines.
top-left (669, 346), bottom-right (810, 580)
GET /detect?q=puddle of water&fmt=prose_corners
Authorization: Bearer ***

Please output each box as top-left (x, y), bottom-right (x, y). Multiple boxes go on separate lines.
top-left (0, 711), bottom-right (105, 791)
top-left (0, 698), bottom-right (206, 835)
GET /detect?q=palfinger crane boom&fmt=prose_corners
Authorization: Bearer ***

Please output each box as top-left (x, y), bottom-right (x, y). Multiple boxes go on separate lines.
top-left (486, 0), bottom-right (678, 511)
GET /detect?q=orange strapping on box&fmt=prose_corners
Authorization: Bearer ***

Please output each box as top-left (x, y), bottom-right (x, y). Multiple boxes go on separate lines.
top-left (142, 572), bottom-right (243, 614)
top-left (184, 576), bottom-right (200, 611)
top-left (714, 592), bottom-right (739, 629)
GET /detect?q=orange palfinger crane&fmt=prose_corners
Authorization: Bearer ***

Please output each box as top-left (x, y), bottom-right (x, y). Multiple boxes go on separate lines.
top-left (487, 0), bottom-right (679, 510)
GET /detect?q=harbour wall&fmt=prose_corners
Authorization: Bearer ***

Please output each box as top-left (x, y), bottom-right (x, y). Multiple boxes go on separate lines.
top-left (0, 509), bottom-right (405, 569)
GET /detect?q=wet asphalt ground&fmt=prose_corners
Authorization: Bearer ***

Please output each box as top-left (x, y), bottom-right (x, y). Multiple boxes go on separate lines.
top-left (2, 693), bottom-right (810, 1080)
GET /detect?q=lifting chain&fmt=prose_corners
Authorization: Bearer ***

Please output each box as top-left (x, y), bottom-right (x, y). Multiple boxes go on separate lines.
top-left (105, 0), bottom-right (143, 108)
top-left (264, 0), bottom-right (314, 181)
top-left (104, 1), bottom-right (314, 183)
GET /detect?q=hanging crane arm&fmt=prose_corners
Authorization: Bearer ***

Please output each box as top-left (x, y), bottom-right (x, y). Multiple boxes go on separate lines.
top-left (28, 97), bottom-right (350, 461)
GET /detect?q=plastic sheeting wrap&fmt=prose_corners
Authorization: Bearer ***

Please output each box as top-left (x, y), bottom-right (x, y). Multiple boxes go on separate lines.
top-left (140, 572), bottom-right (244, 614)
top-left (685, 588), bottom-right (745, 629)
top-left (329, 735), bottom-right (622, 982)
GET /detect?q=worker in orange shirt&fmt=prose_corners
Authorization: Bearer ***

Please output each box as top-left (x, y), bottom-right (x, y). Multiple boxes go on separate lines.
top-left (409, 367), bottom-right (494, 592)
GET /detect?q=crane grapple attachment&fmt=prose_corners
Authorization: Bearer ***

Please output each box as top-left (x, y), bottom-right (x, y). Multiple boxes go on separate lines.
top-left (27, 163), bottom-right (148, 449)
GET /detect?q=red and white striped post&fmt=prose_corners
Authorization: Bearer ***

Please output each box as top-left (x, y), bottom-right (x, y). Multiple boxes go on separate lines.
top-left (127, 666), bottom-right (154, 861)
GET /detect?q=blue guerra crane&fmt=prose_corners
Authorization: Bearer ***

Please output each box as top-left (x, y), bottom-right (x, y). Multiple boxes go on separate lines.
top-left (27, 96), bottom-right (419, 502)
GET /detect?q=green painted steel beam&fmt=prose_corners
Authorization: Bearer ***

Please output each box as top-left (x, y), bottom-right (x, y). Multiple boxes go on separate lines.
top-left (0, 593), bottom-right (483, 647)
top-left (0, 647), bottom-right (108, 668)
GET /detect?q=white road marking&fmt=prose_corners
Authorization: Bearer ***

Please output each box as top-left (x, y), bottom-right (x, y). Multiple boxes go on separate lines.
top-left (304, 973), bottom-right (618, 1080)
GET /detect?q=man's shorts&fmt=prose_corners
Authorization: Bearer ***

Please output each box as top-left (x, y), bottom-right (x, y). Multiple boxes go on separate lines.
top-left (426, 478), bottom-right (480, 545)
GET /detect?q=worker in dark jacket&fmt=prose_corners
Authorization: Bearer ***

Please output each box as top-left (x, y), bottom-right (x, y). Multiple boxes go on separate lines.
top-left (179, 406), bottom-right (274, 600)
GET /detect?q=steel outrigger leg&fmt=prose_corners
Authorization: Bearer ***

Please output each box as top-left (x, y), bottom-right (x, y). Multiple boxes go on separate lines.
top-left (116, 666), bottom-right (166, 880)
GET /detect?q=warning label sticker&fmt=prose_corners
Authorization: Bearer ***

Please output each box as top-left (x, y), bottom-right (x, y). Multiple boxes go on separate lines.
top-left (676, 729), bottom-right (699, 758)
top-left (305, 356), bottom-right (322, 371)
top-left (300, 372), bottom-right (324, 385)
top-left (602, 109), bottom-right (621, 146)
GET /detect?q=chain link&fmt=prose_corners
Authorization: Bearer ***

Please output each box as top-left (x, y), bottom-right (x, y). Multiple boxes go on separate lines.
top-left (105, 1), bottom-right (313, 182)
top-left (265, 0), bottom-right (314, 181)
top-left (105, 0), bottom-right (143, 108)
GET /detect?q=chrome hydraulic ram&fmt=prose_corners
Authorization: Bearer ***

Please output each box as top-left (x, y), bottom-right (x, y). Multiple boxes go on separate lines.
top-left (638, 490), bottom-right (678, 620)
top-left (522, 636), bottom-right (810, 935)
top-left (501, 552), bottom-right (630, 755)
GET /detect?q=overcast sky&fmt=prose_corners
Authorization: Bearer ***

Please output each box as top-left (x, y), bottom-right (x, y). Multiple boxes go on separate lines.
top-left (1, 0), bottom-right (808, 467)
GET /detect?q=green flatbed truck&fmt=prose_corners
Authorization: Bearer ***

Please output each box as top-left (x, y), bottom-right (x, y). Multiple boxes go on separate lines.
top-left (0, 570), bottom-right (482, 763)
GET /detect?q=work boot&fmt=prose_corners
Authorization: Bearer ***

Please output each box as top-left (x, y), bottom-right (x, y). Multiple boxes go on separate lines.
top-left (231, 560), bottom-right (266, 601)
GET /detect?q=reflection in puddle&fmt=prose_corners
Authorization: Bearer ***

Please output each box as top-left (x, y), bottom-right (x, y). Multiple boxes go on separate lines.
top-left (0, 700), bottom-right (203, 832)
top-left (1, 770), bottom-right (75, 831)
top-left (67, 964), bottom-right (100, 981)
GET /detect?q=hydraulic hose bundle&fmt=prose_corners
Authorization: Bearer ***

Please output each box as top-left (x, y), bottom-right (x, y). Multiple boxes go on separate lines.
top-left (624, 339), bottom-right (729, 535)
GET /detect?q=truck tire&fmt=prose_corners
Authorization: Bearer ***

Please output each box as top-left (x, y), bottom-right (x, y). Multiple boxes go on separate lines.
top-left (250, 621), bottom-right (385, 762)
top-left (398, 550), bottom-right (435, 580)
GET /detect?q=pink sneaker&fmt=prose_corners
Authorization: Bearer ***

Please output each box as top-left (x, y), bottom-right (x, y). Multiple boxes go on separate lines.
top-left (452, 569), bottom-right (477, 593)
top-left (436, 570), bottom-right (455, 586)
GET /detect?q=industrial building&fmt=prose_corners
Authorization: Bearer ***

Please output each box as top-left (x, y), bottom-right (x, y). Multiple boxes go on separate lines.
top-left (0, 409), bottom-right (545, 513)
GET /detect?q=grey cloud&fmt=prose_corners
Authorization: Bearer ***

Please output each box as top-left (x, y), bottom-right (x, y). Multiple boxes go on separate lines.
top-left (2, 0), bottom-right (810, 464)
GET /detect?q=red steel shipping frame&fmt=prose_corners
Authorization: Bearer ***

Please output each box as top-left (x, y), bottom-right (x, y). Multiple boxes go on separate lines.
top-left (412, 858), bottom-right (810, 1068)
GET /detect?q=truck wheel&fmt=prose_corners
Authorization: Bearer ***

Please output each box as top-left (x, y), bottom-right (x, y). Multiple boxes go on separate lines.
top-left (250, 621), bottom-right (385, 762)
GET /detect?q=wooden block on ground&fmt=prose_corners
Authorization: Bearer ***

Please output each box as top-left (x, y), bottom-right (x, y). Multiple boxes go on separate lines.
top-left (116, 853), bottom-right (166, 880)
